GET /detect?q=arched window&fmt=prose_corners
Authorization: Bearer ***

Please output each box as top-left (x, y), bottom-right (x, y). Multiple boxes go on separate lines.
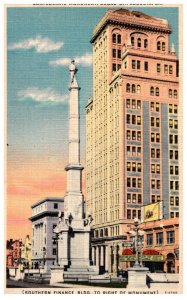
top-left (132, 84), bottom-right (136, 93)
top-left (150, 86), bottom-right (154, 96)
top-left (126, 83), bottom-right (130, 93)
top-left (169, 89), bottom-right (172, 98)
top-left (174, 90), bottom-right (178, 98)
top-left (117, 34), bottom-right (121, 44)
top-left (112, 34), bottom-right (116, 43)
top-left (157, 41), bottom-right (161, 50)
top-left (137, 85), bottom-right (141, 94)
top-left (162, 42), bottom-right (166, 51)
top-left (137, 38), bottom-right (141, 48)
top-left (131, 36), bottom-right (134, 46)
top-left (156, 87), bottom-right (159, 97)
top-left (144, 39), bottom-right (148, 48)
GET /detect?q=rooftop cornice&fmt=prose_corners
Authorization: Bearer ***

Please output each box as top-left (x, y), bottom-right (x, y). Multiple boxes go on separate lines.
top-left (31, 197), bottom-right (64, 209)
top-left (91, 10), bottom-right (171, 44)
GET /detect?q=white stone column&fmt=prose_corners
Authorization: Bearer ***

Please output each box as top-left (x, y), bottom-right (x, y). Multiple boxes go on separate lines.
top-left (105, 245), bottom-right (109, 272)
top-left (95, 246), bottom-right (99, 267)
top-left (100, 246), bottom-right (104, 266)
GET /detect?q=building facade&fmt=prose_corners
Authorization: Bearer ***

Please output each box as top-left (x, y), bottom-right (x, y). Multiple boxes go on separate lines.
top-left (86, 9), bottom-right (179, 274)
top-left (30, 197), bottom-right (64, 270)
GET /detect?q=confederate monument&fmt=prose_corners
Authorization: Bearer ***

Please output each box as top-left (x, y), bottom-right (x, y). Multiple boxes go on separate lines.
top-left (51, 60), bottom-right (98, 283)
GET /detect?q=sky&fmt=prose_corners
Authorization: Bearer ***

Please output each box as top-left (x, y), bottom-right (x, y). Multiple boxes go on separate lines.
top-left (6, 5), bottom-right (179, 240)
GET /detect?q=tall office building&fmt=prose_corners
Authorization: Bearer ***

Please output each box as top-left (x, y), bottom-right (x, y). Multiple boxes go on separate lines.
top-left (86, 9), bottom-right (179, 274)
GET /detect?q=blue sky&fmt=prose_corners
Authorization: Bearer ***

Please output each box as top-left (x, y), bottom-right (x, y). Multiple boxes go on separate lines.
top-left (7, 6), bottom-right (179, 163)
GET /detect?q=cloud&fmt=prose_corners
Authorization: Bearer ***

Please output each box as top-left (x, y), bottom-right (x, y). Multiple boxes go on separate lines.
top-left (18, 87), bottom-right (68, 104)
top-left (49, 53), bottom-right (92, 67)
top-left (8, 36), bottom-right (64, 53)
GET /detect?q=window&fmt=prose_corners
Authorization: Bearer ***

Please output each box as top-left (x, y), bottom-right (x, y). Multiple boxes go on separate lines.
top-left (138, 178), bottom-right (142, 188)
top-left (144, 39), bottom-right (148, 48)
top-left (54, 203), bottom-right (58, 209)
top-left (124, 61), bottom-right (127, 69)
top-left (132, 162), bottom-right (136, 172)
top-left (137, 131), bottom-right (141, 141)
top-left (127, 194), bottom-right (131, 203)
top-left (152, 195), bottom-right (155, 203)
top-left (157, 195), bottom-right (160, 202)
top-left (133, 210), bottom-right (136, 219)
top-left (151, 102), bottom-right (154, 110)
top-left (170, 212), bottom-right (174, 218)
top-left (132, 194), bottom-right (136, 203)
top-left (138, 210), bottom-right (141, 220)
top-left (131, 36), bottom-right (134, 46)
top-left (147, 234), bottom-right (153, 246)
top-left (138, 194), bottom-right (142, 203)
top-left (137, 60), bottom-right (141, 70)
top-left (150, 87), bottom-right (154, 96)
top-left (137, 85), bottom-right (141, 94)
top-left (156, 165), bottom-right (160, 174)
top-left (127, 209), bottom-right (131, 219)
top-left (175, 135), bottom-right (178, 144)
top-left (170, 150), bottom-right (173, 159)
top-left (156, 232), bottom-right (163, 245)
top-left (127, 146), bottom-right (130, 155)
top-left (127, 130), bottom-right (130, 140)
top-left (169, 119), bottom-right (173, 128)
top-left (169, 65), bottom-right (173, 74)
top-left (157, 41), bottom-right (161, 50)
top-left (132, 146), bottom-right (136, 156)
top-left (112, 64), bottom-right (116, 71)
top-left (169, 89), bottom-right (172, 98)
top-left (137, 100), bottom-right (141, 109)
top-left (53, 248), bottom-right (57, 255)
top-left (112, 34), bottom-right (116, 43)
top-left (156, 133), bottom-right (160, 143)
top-left (170, 181), bottom-right (174, 190)
top-left (156, 102), bottom-right (159, 112)
top-left (132, 60), bottom-right (136, 70)
top-left (137, 163), bottom-right (141, 172)
top-left (152, 179), bottom-right (155, 189)
top-left (132, 115), bottom-right (136, 124)
top-left (132, 178), bottom-right (136, 188)
top-left (174, 90), bottom-right (178, 98)
top-left (144, 61), bottom-right (148, 71)
top-left (175, 166), bottom-right (179, 175)
top-left (151, 133), bottom-right (155, 143)
top-left (132, 99), bottom-right (136, 108)
top-left (132, 131), bottom-right (136, 140)
top-left (137, 38), bottom-right (141, 47)
top-left (132, 84), bottom-right (136, 93)
top-left (127, 177), bottom-right (131, 187)
top-left (174, 105), bottom-right (178, 114)
top-left (117, 34), bottom-right (121, 44)
top-left (137, 116), bottom-right (141, 125)
top-left (126, 99), bottom-right (130, 108)
top-left (112, 49), bottom-right (116, 58)
top-left (169, 104), bottom-right (173, 112)
top-left (175, 181), bottom-right (179, 190)
top-left (151, 164), bottom-right (155, 173)
top-left (175, 197), bottom-right (179, 206)
top-left (170, 196), bottom-right (174, 206)
top-left (126, 83), bottom-right (130, 92)
top-left (156, 87), bottom-right (159, 97)
top-left (157, 63), bottom-right (161, 73)
top-left (127, 162), bottom-right (131, 171)
top-left (126, 114), bottom-right (130, 124)
top-left (156, 118), bottom-right (160, 127)
top-left (157, 180), bottom-right (160, 189)
top-left (170, 165), bottom-right (174, 175)
top-left (162, 42), bottom-right (165, 51)
top-left (167, 231), bottom-right (175, 244)
top-left (176, 212), bottom-right (179, 217)
top-left (151, 117), bottom-right (154, 127)
top-left (175, 150), bottom-right (178, 160)
top-left (151, 148), bottom-right (155, 158)
top-left (156, 149), bottom-right (160, 158)
top-left (118, 49), bottom-right (121, 58)
top-left (164, 64), bottom-right (169, 74)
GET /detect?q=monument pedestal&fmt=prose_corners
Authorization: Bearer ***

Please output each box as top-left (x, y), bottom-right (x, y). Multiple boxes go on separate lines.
top-left (127, 266), bottom-right (149, 288)
top-left (50, 267), bottom-right (64, 285)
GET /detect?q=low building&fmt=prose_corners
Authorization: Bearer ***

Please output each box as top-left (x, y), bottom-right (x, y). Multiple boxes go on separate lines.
top-left (29, 197), bottom-right (64, 270)
top-left (6, 239), bottom-right (22, 267)
top-left (120, 217), bottom-right (179, 273)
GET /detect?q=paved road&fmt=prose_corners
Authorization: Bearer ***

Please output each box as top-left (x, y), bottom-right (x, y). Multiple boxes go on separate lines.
top-left (6, 279), bottom-right (55, 288)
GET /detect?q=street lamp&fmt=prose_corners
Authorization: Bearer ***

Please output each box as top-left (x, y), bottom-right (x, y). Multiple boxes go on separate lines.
top-left (130, 218), bottom-right (144, 268)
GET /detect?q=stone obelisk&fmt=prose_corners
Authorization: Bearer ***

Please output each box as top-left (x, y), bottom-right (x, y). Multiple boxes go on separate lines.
top-left (52, 60), bottom-right (97, 279)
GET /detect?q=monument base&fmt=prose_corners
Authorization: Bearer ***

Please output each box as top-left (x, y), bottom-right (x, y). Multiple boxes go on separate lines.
top-left (50, 267), bottom-right (64, 285)
top-left (127, 266), bottom-right (149, 288)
